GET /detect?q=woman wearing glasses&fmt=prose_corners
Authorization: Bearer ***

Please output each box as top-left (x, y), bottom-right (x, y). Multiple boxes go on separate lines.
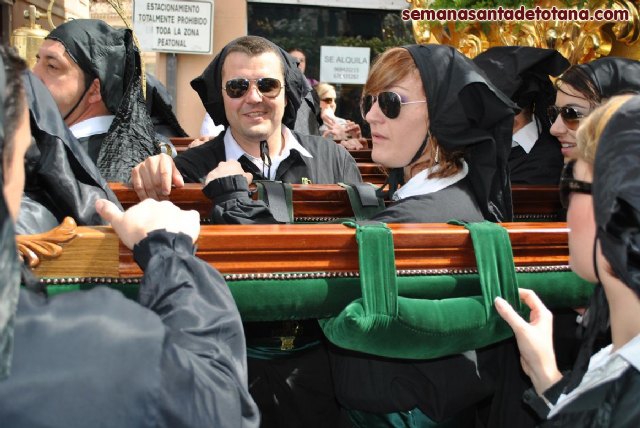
top-left (329, 45), bottom-right (535, 427)
top-left (549, 57), bottom-right (640, 159)
top-left (496, 93), bottom-right (640, 425)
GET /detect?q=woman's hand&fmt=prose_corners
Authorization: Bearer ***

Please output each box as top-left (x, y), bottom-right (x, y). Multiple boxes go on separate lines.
top-left (494, 288), bottom-right (563, 395)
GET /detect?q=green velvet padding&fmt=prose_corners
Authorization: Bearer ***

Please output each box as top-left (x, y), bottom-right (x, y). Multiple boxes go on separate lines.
top-left (42, 271), bottom-right (594, 322)
top-left (319, 221), bottom-right (532, 359)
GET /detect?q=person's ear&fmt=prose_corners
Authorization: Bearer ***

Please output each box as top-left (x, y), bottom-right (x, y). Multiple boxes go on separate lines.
top-left (86, 78), bottom-right (102, 104)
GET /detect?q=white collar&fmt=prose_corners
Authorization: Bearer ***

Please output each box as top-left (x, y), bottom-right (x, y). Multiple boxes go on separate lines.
top-left (549, 333), bottom-right (640, 417)
top-left (393, 161), bottom-right (469, 201)
top-left (616, 332), bottom-right (640, 372)
top-left (223, 126), bottom-right (313, 161)
top-left (512, 119), bottom-right (539, 154)
top-left (69, 115), bottom-right (115, 139)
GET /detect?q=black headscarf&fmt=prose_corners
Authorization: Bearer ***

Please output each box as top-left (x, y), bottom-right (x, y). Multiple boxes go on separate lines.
top-left (145, 73), bottom-right (188, 138)
top-left (16, 71), bottom-right (121, 234)
top-left (593, 94), bottom-right (640, 297)
top-left (404, 44), bottom-right (517, 222)
top-left (46, 19), bottom-right (159, 182)
top-left (564, 94), bottom-right (640, 393)
top-left (0, 54), bottom-right (21, 381)
top-left (190, 36), bottom-right (317, 131)
top-left (577, 57), bottom-right (640, 99)
top-left (473, 46), bottom-right (569, 134)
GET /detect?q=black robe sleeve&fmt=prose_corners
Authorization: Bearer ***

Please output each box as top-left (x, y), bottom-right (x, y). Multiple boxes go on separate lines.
top-left (0, 230), bottom-right (259, 427)
top-left (203, 175), bottom-right (280, 225)
top-left (134, 230), bottom-right (260, 427)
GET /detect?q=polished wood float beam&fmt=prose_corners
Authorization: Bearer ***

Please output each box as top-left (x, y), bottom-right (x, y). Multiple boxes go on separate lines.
top-left (24, 220), bottom-right (570, 279)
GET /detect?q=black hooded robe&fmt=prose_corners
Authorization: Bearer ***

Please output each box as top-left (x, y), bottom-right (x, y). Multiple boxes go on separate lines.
top-left (0, 53), bottom-right (258, 427)
top-left (473, 46), bottom-right (569, 185)
top-left (16, 71), bottom-right (121, 235)
top-left (328, 45), bottom-right (536, 428)
top-left (184, 36), bottom-right (360, 427)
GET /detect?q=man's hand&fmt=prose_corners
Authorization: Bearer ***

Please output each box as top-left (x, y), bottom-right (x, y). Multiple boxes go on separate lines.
top-left (204, 160), bottom-right (253, 186)
top-left (131, 154), bottom-right (184, 201)
top-left (494, 289), bottom-right (563, 395)
top-left (96, 198), bottom-right (200, 250)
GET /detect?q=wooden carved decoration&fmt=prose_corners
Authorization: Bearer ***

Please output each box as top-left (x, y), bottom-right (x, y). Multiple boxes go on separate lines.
top-left (16, 217), bottom-right (78, 268)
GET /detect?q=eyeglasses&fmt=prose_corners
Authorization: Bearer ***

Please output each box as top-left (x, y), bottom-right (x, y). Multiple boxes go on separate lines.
top-left (321, 97), bottom-right (335, 103)
top-left (224, 78), bottom-right (283, 99)
top-left (547, 105), bottom-right (587, 131)
top-left (360, 91), bottom-right (427, 120)
top-left (559, 160), bottom-right (592, 208)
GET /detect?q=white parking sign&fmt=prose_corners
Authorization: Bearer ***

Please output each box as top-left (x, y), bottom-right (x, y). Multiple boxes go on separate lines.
top-left (133, 0), bottom-right (214, 54)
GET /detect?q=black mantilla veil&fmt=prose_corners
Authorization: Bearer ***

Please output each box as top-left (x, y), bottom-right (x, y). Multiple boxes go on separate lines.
top-left (565, 94), bottom-right (640, 394)
top-left (0, 54), bottom-right (21, 381)
top-left (473, 46), bottom-right (570, 136)
top-left (577, 57), bottom-right (640, 99)
top-left (16, 71), bottom-right (121, 234)
top-left (398, 44), bottom-right (517, 222)
top-left (46, 19), bottom-right (160, 182)
top-left (190, 36), bottom-right (318, 132)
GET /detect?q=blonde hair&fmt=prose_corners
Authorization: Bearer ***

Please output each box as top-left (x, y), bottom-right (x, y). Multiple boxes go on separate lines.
top-left (314, 82), bottom-right (335, 100)
top-left (576, 94), bottom-right (635, 166)
top-left (366, 47), bottom-right (463, 179)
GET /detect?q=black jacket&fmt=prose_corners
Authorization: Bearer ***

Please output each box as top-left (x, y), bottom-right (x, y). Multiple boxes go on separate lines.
top-left (372, 179), bottom-right (484, 224)
top-left (174, 129), bottom-right (362, 224)
top-left (0, 230), bottom-right (259, 427)
top-left (525, 367), bottom-right (640, 427)
top-left (509, 133), bottom-right (564, 185)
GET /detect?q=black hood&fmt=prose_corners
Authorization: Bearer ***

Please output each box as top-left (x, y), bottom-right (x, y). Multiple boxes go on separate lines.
top-left (473, 46), bottom-right (569, 133)
top-left (593, 94), bottom-right (640, 297)
top-left (145, 73), bottom-right (188, 138)
top-left (577, 57), bottom-right (640, 99)
top-left (46, 19), bottom-right (160, 182)
top-left (190, 36), bottom-right (314, 130)
top-left (16, 71), bottom-right (121, 234)
top-left (0, 54), bottom-right (21, 381)
top-left (405, 44), bottom-right (517, 222)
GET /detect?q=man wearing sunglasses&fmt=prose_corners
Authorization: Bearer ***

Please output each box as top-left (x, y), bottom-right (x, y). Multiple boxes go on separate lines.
top-left (131, 37), bottom-right (360, 211)
top-left (131, 36), bottom-right (361, 428)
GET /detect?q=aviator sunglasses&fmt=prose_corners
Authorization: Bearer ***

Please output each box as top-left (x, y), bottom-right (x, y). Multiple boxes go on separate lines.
top-left (559, 159), bottom-right (592, 209)
top-left (360, 91), bottom-right (427, 120)
top-left (547, 105), bottom-right (587, 131)
top-left (224, 77), bottom-right (283, 99)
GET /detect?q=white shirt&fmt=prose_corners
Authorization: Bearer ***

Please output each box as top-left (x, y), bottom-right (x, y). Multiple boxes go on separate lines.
top-left (548, 333), bottom-right (640, 417)
top-left (512, 119), bottom-right (540, 154)
top-left (68, 115), bottom-right (115, 139)
top-left (223, 126), bottom-right (313, 180)
top-left (392, 161), bottom-right (469, 201)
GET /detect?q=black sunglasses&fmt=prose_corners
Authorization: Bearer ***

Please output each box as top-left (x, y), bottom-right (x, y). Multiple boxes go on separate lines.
top-left (547, 105), bottom-right (586, 131)
top-left (559, 160), bottom-right (592, 208)
top-left (360, 91), bottom-right (427, 120)
top-left (224, 78), bottom-right (283, 99)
